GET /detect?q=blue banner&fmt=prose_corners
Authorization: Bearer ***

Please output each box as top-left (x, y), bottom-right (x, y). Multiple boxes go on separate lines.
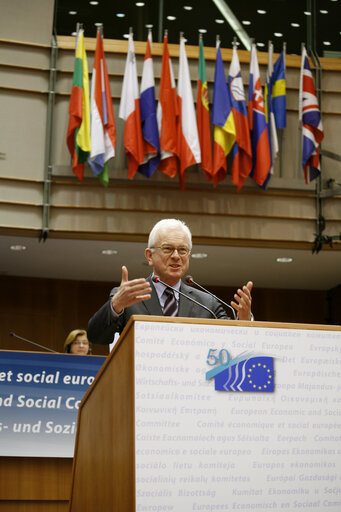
top-left (0, 351), bottom-right (105, 457)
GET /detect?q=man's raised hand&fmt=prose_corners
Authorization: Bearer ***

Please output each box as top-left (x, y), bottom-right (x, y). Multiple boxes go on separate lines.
top-left (111, 266), bottom-right (152, 314)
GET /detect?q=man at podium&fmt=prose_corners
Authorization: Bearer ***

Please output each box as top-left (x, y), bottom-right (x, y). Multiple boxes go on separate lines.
top-left (87, 219), bottom-right (253, 345)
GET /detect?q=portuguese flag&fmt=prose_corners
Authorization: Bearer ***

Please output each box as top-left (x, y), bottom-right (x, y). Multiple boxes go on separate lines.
top-left (66, 29), bottom-right (91, 180)
top-left (196, 36), bottom-right (213, 181)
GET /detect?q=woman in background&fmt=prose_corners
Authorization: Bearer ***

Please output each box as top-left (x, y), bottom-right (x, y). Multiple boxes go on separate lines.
top-left (63, 329), bottom-right (92, 355)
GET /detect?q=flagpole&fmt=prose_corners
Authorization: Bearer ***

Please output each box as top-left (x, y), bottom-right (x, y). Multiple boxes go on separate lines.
top-left (158, 0), bottom-right (164, 43)
top-left (297, 42), bottom-right (305, 178)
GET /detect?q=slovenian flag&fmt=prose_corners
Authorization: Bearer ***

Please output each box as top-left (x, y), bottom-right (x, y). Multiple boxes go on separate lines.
top-left (157, 32), bottom-right (179, 178)
top-left (228, 45), bottom-right (252, 191)
top-left (177, 35), bottom-right (201, 190)
top-left (248, 43), bottom-right (271, 187)
top-left (299, 45), bottom-right (324, 183)
top-left (119, 32), bottom-right (144, 179)
top-left (196, 36), bottom-right (213, 181)
top-left (212, 39), bottom-right (236, 186)
top-left (66, 29), bottom-right (91, 181)
top-left (88, 28), bottom-right (116, 187)
top-left (139, 31), bottom-right (160, 178)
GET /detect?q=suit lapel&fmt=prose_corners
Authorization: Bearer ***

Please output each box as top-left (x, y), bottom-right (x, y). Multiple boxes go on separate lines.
top-left (140, 276), bottom-right (163, 316)
top-left (178, 282), bottom-right (195, 317)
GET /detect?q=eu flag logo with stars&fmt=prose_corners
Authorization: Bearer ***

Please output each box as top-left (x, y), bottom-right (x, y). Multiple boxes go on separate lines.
top-left (213, 356), bottom-right (274, 392)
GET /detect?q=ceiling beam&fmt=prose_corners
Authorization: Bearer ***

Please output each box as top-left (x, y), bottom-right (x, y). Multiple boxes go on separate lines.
top-left (211, 0), bottom-right (251, 50)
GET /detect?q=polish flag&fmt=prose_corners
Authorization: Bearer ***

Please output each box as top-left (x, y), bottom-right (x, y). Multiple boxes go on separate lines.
top-left (119, 33), bottom-right (144, 179)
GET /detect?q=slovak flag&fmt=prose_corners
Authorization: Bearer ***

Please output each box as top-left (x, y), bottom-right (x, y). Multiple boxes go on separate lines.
top-left (299, 45), bottom-right (324, 183)
top-left (88, 28), bottom-right (116, 187)
top-left (157, 33), bottom-right (179, 178)
top-left (248, 43), bottom-right (271, 187)
top-left (228, 45), bottom-right (252, 191)
top-left (119, 32), bottom-right (144, 179)
top-left (139, 31), bottom-right (160, 178)
top-left (177, 35), bottom-right (201, 189)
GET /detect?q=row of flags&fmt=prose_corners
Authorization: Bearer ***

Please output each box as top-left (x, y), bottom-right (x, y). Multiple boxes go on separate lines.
top-left (66, 29), bottom-right (324, 189)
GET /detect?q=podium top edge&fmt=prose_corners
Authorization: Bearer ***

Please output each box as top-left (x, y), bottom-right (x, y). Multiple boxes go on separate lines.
top-left (127, 315), bottom-right (341, 332)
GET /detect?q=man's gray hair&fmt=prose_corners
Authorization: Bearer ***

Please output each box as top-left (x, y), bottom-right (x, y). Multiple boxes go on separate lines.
top-left (148, 219), bottom-right (192, 249)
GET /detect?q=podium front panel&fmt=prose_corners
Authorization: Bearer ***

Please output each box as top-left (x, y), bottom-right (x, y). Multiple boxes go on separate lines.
top-left (134, 320), bottom-right (341, 511)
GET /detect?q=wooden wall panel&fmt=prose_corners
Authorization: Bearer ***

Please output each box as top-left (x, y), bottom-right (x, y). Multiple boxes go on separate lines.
top-left (0, 457), bottom-right (72, 512)
top-left (0, 276), bottom-right (110, 355)
top-left (0, 275), bottom-right (331, 356)
top-left (0, 502), bottom-right (68, 511)
top-left (0, 458), bottom-right (72, 500)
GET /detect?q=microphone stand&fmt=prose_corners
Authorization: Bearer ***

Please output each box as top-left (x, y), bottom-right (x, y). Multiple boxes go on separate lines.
top-left (9, 332), bottom-right (58, 353)
top-left (185, 276), bottom-right (237, 320)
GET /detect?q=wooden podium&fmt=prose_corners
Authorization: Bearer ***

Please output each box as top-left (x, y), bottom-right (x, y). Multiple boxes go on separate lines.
top-left (68, 316), bottom-right (341, 512)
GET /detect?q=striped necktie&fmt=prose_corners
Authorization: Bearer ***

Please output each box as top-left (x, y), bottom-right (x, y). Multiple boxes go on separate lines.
top-left (163, 288), bottom-right (178, 317)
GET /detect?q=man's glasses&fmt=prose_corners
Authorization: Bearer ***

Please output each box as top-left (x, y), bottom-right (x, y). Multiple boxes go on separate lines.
top-left (153, 245), bottom-right (190, 256)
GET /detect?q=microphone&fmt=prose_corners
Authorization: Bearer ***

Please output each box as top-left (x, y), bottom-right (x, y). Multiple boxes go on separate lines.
top-left (152, 276), bottom-right (217, 319)
top-left (9, 332), bottom-right (58, 353)
top-left (185, 275), bottom-right (237, 320)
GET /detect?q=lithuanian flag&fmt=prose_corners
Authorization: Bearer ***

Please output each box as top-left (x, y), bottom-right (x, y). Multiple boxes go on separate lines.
top-left (66, 29), bottom-right (91, 180)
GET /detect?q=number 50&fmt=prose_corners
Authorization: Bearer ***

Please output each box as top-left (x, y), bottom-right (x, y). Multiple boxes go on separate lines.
top-left (206, 348), bottom-right (230, 366)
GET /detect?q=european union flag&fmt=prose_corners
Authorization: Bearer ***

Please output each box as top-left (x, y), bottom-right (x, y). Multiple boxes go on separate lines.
top-left (214, 356), bottom-right (274, 392)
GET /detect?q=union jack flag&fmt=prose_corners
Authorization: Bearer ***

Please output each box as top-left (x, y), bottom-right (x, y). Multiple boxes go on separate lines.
top-left (299, 46), bottom-right (324, 183)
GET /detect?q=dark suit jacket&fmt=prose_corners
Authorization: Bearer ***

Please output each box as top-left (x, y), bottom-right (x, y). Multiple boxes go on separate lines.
top-left (87, 276), bottom-right (230, 345)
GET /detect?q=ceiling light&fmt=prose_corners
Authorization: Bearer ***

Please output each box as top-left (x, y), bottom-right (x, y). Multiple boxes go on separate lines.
top-left (68, 11), bottom-right (77, 15)
top-left (116, 13), bottom-right (125, 18)
top-left (145, 24), bottom-right (153, 28)
top-left (320, 9), bottom-right (328, 13)
top-left (167, 15), bottom-right (176, 20)
top-left (323, 41), bottom-right (332, 45)
top-left (256, 42), bottom-right (265, 47)
top-left (183, 5), bottom-right (193, 10)
top-left (89, 1), bottom-right (99, 4)
top-left (123, 33), bottom-right (130, 39)
top-left (101, 249), bottom-right (118, 255)
top-left (304, 11), bottom-right (311, 15)
top-left (242, 20), bottom-right (251, 25)
top-left (274, 32), bottom-right (283, 37)
top-left (257, 9), bottom-right (266, 14)
top-left (94, 22), bottom-right (102, 26)
top-left (136, 2), bottom-right (145, 6)
top-left (291, 23), bottom-right (300, 27)
top-left (276, 257), bottom-right (293, 263)
top-left (71, 31), bottom-right (77, 36)
top-left (198, 28), bottom-right (207, 33)
top-left (215, 19), bottom-right (224, 24)
top-left (191, 252), bottom-right (208, 259)
top-left (10, 245), bottom-right (27, 251)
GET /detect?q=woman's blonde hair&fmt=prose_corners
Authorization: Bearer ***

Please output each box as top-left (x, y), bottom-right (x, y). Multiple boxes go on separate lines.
top-left (63, 329), bottom-right (92, 354)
